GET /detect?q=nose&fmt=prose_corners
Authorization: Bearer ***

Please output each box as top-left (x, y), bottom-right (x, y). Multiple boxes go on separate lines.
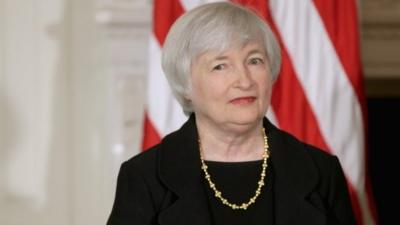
top-left (234, 65), bottom-right (254, 89)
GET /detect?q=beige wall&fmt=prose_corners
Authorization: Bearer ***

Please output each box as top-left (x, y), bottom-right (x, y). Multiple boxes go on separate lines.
top-left (0, 0), bottom-right (150, 224)
top-left (0, 0), bottom-right (70, 224)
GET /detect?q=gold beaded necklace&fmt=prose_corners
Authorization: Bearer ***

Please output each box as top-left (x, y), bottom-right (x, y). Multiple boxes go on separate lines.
top-left (198, 128), bottom-right (270, 210)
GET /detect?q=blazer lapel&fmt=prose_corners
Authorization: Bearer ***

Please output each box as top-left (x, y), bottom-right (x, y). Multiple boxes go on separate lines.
top-left (265, 119), bottom-right (327, 225)
top-left (157, 115), bottom-right (213, 225)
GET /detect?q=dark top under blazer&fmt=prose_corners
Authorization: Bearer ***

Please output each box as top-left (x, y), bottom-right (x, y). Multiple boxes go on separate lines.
top-left (107, 115), bottom-right (357, 225)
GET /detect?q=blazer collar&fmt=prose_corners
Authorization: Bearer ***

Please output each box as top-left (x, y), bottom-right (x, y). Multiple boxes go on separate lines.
top-left (157, 115), bottom-right (325, 225)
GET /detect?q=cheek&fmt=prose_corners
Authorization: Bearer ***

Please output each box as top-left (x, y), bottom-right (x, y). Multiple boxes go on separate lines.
top-left (199, 76), bottom-right (227, 94)
top-left (191, 72), bottom-right (235, 105)
top-left (209, 79), bottom-right (231, 101)
top-left (188, 85), bottom-right (201, 104)
top-left (257, 74), bottom-right (271, 91)
top-left (258, 79), bottom-right (273, 105)
top-left (189, 78), bottom-right (214, 105)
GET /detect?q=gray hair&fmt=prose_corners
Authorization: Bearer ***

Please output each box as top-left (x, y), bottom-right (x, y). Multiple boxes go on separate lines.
top-left (162, 2), bottom-right (281, 116)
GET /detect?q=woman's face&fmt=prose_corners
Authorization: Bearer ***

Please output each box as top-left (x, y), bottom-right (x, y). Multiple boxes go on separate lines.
top-left (189, 42), bottom-right (272, 132)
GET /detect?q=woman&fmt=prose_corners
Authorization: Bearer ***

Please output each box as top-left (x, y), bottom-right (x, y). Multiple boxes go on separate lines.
top-left (107, 2), bottom-right (356, 225)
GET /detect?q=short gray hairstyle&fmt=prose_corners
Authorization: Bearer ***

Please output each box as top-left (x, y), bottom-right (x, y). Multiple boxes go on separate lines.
top-left (162, 2), bottom-right (281, 116)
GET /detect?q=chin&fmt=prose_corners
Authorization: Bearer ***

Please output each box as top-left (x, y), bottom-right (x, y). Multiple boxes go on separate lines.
top-left (229, 112), bottom-right (263, 126)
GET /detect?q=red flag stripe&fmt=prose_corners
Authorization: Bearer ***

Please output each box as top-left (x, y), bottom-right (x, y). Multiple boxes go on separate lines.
top-left (153, 0), bottom-right (185, 46)
top-left (142, 113), bottom-right (161, 150)
top-left (270, 50), bottom-right (331, 153)
top-left (312, 1), bottom-right (378, 223)
top-left (143, 0), bottom-right (185, 150)
top-left (248, 0), bottom-right (332, 153)
top-left (312, 0), bottom-right (365, 102)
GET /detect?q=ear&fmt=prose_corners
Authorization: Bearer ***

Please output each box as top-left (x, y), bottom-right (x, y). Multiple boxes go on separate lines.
top-left (183, 92), bottom-right (191, 101)
top-left (183, 87), bottom-right (192, 101)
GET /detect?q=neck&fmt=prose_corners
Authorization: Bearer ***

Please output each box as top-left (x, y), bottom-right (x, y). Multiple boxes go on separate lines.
top-left (195, 117), bottom-right (265, 162)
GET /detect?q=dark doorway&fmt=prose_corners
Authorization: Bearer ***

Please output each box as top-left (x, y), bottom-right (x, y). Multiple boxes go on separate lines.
top-left (367, 97), bottom-right (399, 225)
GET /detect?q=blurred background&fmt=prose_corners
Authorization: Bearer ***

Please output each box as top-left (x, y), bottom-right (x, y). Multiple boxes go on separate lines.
top-left (0, 0), bottom-right (398, 224)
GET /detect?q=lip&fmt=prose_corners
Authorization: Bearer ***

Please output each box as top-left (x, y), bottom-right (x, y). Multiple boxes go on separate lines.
top-left (230, 96), bottom-right (257, 105)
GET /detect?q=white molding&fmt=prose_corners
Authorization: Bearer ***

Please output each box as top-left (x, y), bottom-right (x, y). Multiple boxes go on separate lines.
top-left (95, 0), bottom-right (151, 26)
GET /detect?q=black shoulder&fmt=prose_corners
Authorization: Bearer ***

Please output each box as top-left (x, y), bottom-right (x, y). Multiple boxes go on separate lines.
top-left (123, 143), bottom-right (168, 203)
top-left (107, 144), bottom-right (170, 225)
top-left (305, 144), bottom-right (356, 224)
top-left (293, 138), bottom-right (342, 191)
top-left (302, 143), bottom-right (338, 172)
top-left (272, 125), bottom-right (343, 193)
top-left (123, 144), bottom-right (160, 175)
top-left (276, 130), bottom-right (355, 224)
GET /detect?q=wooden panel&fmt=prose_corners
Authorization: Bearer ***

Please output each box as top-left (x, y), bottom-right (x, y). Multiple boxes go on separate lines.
top-left (365, 78), bottom-right (400, 97)
top-left (361, 0), bottom-right (400, 96)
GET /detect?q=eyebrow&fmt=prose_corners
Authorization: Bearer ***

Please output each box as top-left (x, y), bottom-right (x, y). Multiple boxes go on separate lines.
top-left (247, 49), bottom-right (266, 56)
top-left (205, 47), bottom-right (266, 66)
top-left (214, 55), bottom-right (229, 61)
top-left (213, 49), bottom-right (265, 61)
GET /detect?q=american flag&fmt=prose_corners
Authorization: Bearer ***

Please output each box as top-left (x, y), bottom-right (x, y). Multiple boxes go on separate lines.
top-left (142, 0), bottom-right (378, 224)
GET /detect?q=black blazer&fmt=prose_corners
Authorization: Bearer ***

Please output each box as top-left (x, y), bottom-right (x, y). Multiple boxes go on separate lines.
top-left (107, 116), bottom-right (356, 225)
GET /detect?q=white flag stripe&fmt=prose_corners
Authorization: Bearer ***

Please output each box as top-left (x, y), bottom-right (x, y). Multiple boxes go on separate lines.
top-left (269, 0), bottom-right (374, 224)
top-left (147, 35), bottom-right (186, 136)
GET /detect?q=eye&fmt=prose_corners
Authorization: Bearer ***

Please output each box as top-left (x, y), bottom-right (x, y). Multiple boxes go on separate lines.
top-left (213, 64), bottom-right (226, 71)
top-left (249, 58), bottom-right (264, 65)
